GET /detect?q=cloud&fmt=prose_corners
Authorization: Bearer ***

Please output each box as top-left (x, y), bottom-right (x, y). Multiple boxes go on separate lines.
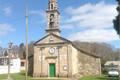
top-left (29, 10), bottom-right (46, 24)
top-left (68, 29), bottom-right (119, 42)
top-left (3, 7), bottom-right (12, 16)
top-left (61, 1), bottom-right (119, 42)
top-left (0, 23), bottom-right (15, 36)
top-left (62, 1), bottom-right (117, 29)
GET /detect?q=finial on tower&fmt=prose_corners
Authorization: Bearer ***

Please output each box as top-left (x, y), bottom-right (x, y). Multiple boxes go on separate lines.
top-left (48, 0), bottom-right (58, 10)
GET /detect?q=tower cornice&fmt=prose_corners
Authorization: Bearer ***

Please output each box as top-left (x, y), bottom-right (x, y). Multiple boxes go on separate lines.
top-left (46, 9), bottom-right (60, 14)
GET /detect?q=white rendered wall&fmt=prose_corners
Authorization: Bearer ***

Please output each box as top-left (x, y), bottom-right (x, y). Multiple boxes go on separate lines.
top-left (0, 58), bottom-right (20, 74)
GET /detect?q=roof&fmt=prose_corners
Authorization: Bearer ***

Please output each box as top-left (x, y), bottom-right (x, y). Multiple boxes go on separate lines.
top-left (105, 61), bottom-right (120, 66)
top-left (0, 57), bottom-right (18, 59)
top-left (34, 33), bottom-right (100, 58)
top-left (71, 43), bottom-right (100, 58)
top-left (34, 33), bottom-right (71, 45)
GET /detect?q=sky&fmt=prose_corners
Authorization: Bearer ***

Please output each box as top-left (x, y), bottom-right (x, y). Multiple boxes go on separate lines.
top-left (0, 0), bottom-right (120, 49)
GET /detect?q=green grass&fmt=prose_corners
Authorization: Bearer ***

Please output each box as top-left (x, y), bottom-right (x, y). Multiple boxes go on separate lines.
top-left (0, 71), bottom-right (65, 80)
top-left (0, 71), bottom-right (32, 80)
top-left (80, 74), bottom-right (120, 80)
top-left (0, 72), bottom-right (119, 80)
top-left (80, 75), bottom-right (107, 80)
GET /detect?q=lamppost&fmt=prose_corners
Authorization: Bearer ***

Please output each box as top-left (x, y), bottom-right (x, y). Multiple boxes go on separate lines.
top-left (7, 42), bottom-right (13, 80)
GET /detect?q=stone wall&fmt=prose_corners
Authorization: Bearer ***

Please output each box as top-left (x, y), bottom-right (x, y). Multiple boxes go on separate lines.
top-left (33, 44), bottom-right (73, 77)
top-left (28, 56), bottom-right (33, 76)
top-left (30, 44), bottom-right (101, 78)
top-left (77, 51), bottom-right (101, 77)
top-left (33, 46), bottom-right (41, 77)
top-left (71, 45), bottom-right (79, 75)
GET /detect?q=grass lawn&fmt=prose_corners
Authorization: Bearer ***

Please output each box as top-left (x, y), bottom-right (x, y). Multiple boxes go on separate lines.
top-left (0, 71), bottom-right (66, 80)
top-left (0, 72), bottom-right (119, 80)
top-left (80, 75), bottom-right (107, 80)
top-left (80, 74), bottom-right (120, 80)
top-left (0, 71), bottom-right (32, 80)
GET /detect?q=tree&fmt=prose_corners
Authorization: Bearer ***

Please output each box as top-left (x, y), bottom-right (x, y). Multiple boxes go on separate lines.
top-left (113, 0), bottom-right (120, 35)
top-left (4, 50), bottom-right (8, 56)
top-left (28, 41), bottom-right (34, 57)
top-left (73, 41), bottom-right (119, 65)
top-left (18, 43), bottom-right (26, 59)
top-left (18, 41), bottom-right (35, 59)
top-left (113, 16), bottom-right (119, 34)
top-left (12, 45), bottom-right (19, 57)
top-left (0, 46), bottom-right (3, 56)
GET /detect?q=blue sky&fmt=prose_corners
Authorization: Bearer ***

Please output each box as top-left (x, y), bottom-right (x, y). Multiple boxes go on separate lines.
top-left (0, 0), bottom-right (120, 49)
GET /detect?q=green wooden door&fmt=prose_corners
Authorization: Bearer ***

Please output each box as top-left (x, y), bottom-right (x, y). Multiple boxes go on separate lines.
top-left (49, 63), bottom-right (55, 77)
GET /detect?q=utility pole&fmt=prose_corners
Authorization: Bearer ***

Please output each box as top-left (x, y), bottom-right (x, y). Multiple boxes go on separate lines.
top-left (7, 42), bottom-right (13, 80)
top-left (25, 0), bottom-right (29, 80)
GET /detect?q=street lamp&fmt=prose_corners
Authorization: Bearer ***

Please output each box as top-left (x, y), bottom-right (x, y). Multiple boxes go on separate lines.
top-left (7, 42), bottom-right (13, 80)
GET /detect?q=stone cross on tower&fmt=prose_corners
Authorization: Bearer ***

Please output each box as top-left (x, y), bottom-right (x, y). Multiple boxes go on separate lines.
top-left (46, 0), bottom-right (61, 36)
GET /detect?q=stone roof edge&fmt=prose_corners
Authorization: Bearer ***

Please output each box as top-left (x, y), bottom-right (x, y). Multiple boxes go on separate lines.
top-left (71, 43), bottom-right (100, 58)
top-left (33, 33), bottom-right (100, 58)
top-left (34, 34), bottom-right (51, 45)
top-left (34, 33), bottom-right (71, 46)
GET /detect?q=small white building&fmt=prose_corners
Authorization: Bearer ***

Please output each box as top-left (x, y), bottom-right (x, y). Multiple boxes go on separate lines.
top-left (0, 57), bottom-right (21, 74)
top-left (105, 61), bottom-right (120, 71)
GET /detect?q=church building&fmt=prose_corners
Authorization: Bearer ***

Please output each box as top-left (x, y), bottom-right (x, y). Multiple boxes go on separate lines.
top-left (28, 0), bottom-right (101, 78)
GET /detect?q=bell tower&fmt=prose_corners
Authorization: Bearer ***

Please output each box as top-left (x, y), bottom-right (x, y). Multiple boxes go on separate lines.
top-left (46, 0), bottom-right (61, 36)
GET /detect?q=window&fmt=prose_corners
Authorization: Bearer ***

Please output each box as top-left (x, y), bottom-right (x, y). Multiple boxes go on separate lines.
top-left (0, 58), bottom-right (11, 66)
top-left (50, 14), bottom-right (54, 17)
top-left (51, 4), bottom-right (53, 9)
top-left (50, 14), bottom-right (54, 22)
top-left (0, 58), bottom-right (4, 65)
top-left (21, 62), bottom-right (25, 66)
top-left (49, 22), bottom-right (54, 28)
